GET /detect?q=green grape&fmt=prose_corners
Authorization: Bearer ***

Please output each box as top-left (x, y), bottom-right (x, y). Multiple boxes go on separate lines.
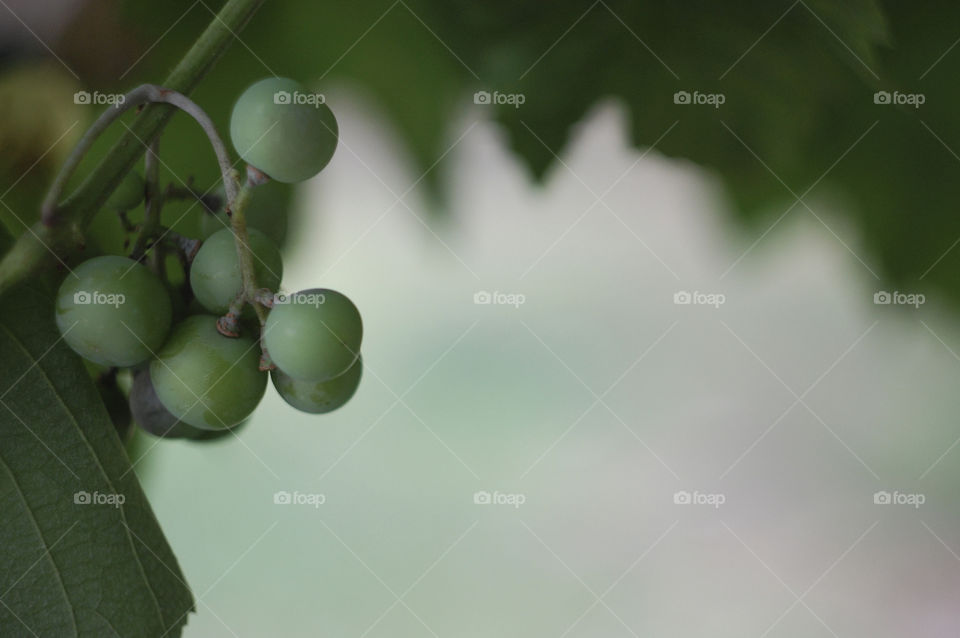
top-left (189, 228), bottom-right (283, 313)
top-left (129, 368), bottom-right (247, 440)
top-left (264, 288), bottom-right (362, 382)
top-left (105, 170), bottom-right (145, 211)
top-left (150, 315), bottom-right (266, 429)
top-left (229, 77), bottom-right (338, 183)
top-left (272, 356), bottom-right (362, 414)
top-left (55, 255), bottom-right (172, 366)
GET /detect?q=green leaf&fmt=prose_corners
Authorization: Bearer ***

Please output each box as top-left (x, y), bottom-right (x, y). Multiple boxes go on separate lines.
top-left (424, 0), bottom-right (888, 180)
top-left (0, 286), bottom-right (193, 637)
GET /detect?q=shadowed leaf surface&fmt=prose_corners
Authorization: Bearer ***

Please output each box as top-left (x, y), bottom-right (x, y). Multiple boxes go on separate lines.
top-left (0, 286), bottom-right (193, 637)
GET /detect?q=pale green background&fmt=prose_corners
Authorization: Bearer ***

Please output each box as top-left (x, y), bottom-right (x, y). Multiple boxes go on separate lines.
top-left (141, 93), bottom-right (960, 637)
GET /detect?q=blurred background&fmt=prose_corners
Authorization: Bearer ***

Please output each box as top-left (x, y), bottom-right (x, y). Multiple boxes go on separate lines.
top-left (2, 0), bottom-right (960, 635)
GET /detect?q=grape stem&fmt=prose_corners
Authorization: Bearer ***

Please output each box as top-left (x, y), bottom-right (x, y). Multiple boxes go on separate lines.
top-left (42, 84), bottom-right (241, 226)
top-left (165, 182), bottom-right (223, 213)
top-left (163, 233), bottom-right (201, 263)
top-left (228, 164), bottom-right (270, 326)
top-left (217, 294), bottom-right (244, 337)
top-left (118, 98), bottom-right (270, 337)
top-left (131, 139), bottom-right (161, 262)
top-left (219, 163), bottom-right (276, 371)
top-left (153, 89), bottom-right (241, 204)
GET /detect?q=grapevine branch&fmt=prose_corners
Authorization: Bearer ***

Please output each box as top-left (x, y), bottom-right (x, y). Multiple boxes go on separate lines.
top-left (0, 0), bottom-right (265, 297)
top-left (42, 85), bottom-right (241, 226)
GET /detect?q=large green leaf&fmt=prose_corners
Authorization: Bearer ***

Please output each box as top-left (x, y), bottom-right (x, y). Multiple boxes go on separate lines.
top-left (0, 287), bottom-right (193, 637)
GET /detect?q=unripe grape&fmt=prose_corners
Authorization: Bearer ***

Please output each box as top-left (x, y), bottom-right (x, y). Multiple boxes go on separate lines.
top-left (229, 77), bottom-right (338, 183)
top-left (105, 170), bottom-right (145, 211)
top-left (190, 228), bottom-right (282, 313)
top-left (55, 255), bottom-right (172, 367)
top-left (264, 288), bottom-right (362, 382)
top-left (272, 356), bottom-right (362, 414)
top-left (150, 315), bottom-right (266, 429)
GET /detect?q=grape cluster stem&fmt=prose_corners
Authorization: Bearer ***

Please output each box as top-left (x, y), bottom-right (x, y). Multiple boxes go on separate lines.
top-left (0, 0), bottom-right (265, 298)
top-left (43, 81), bottom-right (276, 354)
top-left (224, 165), bottom-right (277, 371)
top-left (130, 139), bottom-right (162, 262)
top-left (43, 85), bottom-right (242, 227)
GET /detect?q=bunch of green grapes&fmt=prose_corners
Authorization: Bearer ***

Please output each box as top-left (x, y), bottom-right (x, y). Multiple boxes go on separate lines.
top-left (56, 78), bottom-right (362, 440)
